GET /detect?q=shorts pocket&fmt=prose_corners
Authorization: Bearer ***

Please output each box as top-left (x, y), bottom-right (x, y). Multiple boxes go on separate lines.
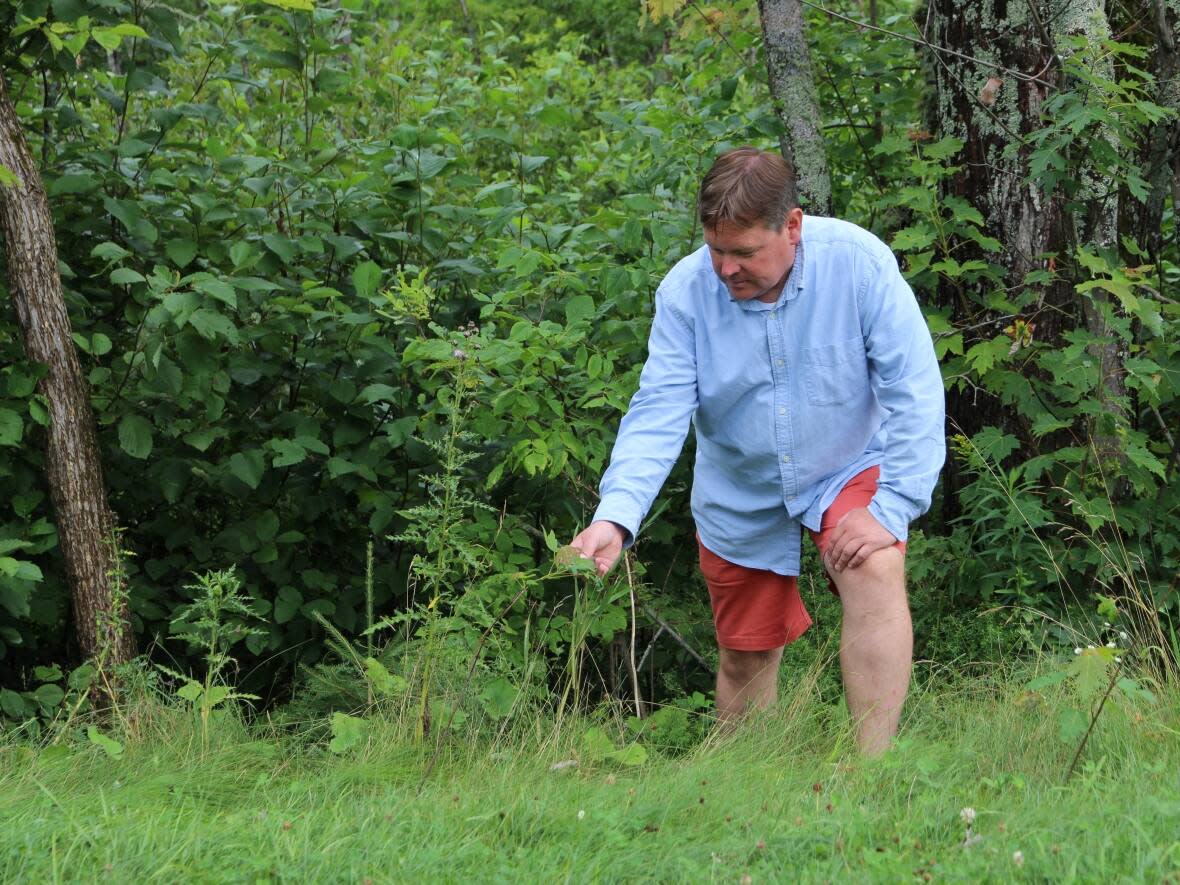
top-left (803, 336), bottom-right (868, 406)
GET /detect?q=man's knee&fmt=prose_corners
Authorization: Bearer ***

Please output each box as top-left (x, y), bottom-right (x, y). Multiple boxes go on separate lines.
top-left (719, 647), bottom-right (782, 682)
top-left (832, 547), bottom-right (906, 604)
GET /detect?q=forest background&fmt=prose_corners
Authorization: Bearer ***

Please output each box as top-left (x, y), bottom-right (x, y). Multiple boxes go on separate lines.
top-left (0, 0), bottom-right (1177, 754)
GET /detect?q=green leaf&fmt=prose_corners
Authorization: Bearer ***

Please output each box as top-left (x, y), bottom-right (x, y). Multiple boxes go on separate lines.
top-left (579, 727), bottom-right (615, 763)
top-left (1116, 677), bottom-right (1156, 705)
top-left (193, 278), bottom-right (237, 308)
top-left (263, 234), bottom-right (299, 263)
top-left (33, 683), bottom-right (65, 710)
top-left (118, 414), bottom-right (154, 459)
top-left (263, 0), bottom-right (315, 11)
top-left (91, 333), bottom-right (112, 356)
top-left (0, 688), bottom-right (29, 719)
top-left (229, 450), bottom-right (265, 489)
top-left (187, 309), bottom-right (239, 343)
top-left (273, 586), bottom-right (302, 624)
top-left (87, 725), bottom-right (124, 758)
top-left (0, 408), bottom-right (23, 447)
top-left (204, 685), bottom-right (230, 708)
top-left (177, 681), bottom-right (203, 702)
top-left (0, 164), bottom-right (20, 188)
top-left (166, 239), bottom-right (198, 268)
top-left (328, 712), bottom-right (367, 753)
top-left (353, 261), bottom-right (382, 299)
top-left (1025, 669), bottom-right (1070, 691)
top-left (608, 742), bottom-right (648, 767)
top-left (364, 657), bottom-right (407, 697)
top-left (270, 439), bottom-right (307, 468)
top-left (565, 295), bottom-right (595, 326)
top-left (479, 677), bottom-right (518, 719)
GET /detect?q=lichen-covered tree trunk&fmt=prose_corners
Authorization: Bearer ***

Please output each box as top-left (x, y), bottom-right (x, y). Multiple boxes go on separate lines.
top-left (757, 0), bottom-right (831, 215)
top-left (1128, 0), bottom-right (1180, 268)
top-left (926, 0), bottom-right (1130, 480)
top-left (0, 73), bottom-right (135, 667)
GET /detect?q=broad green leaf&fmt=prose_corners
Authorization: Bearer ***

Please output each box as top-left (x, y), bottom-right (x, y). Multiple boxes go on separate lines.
top-left (187, 309), bottom-right (239, 343)
top-left (166, 239), bottom-right (198, 268)
top-left (34, 683), bottom-right (65, 710)
top-left (229, 450), bottom-right (265, 489)
top-left (273, 586), bottom-right (302, 624)
top-left (0, 408), bottom-right (22, 447)
top-left (193, 278), bottom-right (237, 308)
top-left (1, 689), bottom-right (29, 718)
top-left (270, 439), bottom-right (307, 468)
top-left (565, 295), bottom-right (595, 326)
top-left (608, 742), bottom-right (648, 766)
top-left (479, 677), bottom-right (518, 719)
top-left (262, 234), bottom-right (299, 263)
top-left (353, 261), bottom-right (382, 299)
top-left (204, 685), bottom-right (230, 708)
top-left (87, 725), bottom-right (124, 758)
top-left (177, 681), bottom-right (203, 702)
top-left (118, 414), bottom-right (154, 459)
top-left (364, 657), bottom-right (407, 697)
top-left (263, 0), bottom-right (315, 10)
top-left (328, 712), bottom-right (366, 753)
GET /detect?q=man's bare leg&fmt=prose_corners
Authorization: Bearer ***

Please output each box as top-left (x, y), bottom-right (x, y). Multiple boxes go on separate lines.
top-left (831, 547), bottom-right (911, 755)
top-left (715, 646), bottom-right (784, 722)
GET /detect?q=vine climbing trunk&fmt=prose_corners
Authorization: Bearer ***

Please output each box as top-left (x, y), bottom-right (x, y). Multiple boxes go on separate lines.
top-left (0, 72), bottom-right (135, 668)
top-left (757, 0), bottom-right (832, 215)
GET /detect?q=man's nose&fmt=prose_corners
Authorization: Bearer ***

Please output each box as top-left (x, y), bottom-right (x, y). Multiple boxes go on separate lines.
top-left (719, 256), bottom-right (739, 278)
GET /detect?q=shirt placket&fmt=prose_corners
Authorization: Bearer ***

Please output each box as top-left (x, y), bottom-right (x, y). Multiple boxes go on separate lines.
top-left (765, 307), bottom-right (797, 508)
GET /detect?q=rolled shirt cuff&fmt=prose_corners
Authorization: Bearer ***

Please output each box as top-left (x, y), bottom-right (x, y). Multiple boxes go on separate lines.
top-left (867, 486), bottom-right (915, 542)
top-left (590, 497), bottom-right (642, 549)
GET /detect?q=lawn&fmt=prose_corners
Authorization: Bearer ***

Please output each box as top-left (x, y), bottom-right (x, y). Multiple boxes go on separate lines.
top-left (2, 662), bottom-right (1177, 883)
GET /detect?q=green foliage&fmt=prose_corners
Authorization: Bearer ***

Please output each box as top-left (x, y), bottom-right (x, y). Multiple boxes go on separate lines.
top-left (0, 0), bottom-right (1175, 716)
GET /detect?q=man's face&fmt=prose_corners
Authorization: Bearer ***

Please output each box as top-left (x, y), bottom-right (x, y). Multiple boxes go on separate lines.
top-left (703, 209), bottom-right (803, 304)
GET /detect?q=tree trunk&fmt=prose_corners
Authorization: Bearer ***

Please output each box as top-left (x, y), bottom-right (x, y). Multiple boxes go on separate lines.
top-left (758, 0), bottom-right (832, 215)
top-left (0, 72), bottom-right (135, 667)
top-left (925, 0), bottom-right (1131, 476)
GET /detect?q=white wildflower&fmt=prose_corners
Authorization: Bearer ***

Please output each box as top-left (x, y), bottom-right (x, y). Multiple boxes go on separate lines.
top-left (960, 807), bottom-right (976, 825)
top-left (1106, 641), bottom-right (1116, 648)
top-left (577, 809), bottom-right (585, 821)
top-left (1013, 850), bottom-right (1024, 866)
top-left (1074, 647), bottom-right (1082, 655)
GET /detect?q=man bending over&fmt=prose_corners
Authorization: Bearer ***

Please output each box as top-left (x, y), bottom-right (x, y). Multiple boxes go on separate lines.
top-left (570, 147), bottom-right (945, 755)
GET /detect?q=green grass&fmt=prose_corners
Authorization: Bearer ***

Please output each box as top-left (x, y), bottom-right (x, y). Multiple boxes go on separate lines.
top-left (2, 665), bottom-right (1179, 883)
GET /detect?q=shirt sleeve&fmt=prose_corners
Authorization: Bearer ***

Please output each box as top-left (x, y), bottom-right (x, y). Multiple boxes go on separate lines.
top-left (858, 248), bottom-right (946, 541)
top-left (591, 287), bottom-right (699, 545)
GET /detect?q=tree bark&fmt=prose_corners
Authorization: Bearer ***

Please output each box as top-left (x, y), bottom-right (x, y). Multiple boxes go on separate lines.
top-left (925, 0), bottom-right (1133, 476)
top-left (0, 72), bottom-right (135, 667)
top-left (758, 0), bottom-right (832, 215)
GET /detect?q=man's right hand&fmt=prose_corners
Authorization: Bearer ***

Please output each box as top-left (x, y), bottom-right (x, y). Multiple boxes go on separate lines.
top-left (569, 520), bottom-right (627, 577)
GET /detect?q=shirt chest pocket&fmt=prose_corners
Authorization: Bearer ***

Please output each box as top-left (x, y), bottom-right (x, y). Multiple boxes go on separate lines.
top-left (803, 336), bottom-right (869, 406)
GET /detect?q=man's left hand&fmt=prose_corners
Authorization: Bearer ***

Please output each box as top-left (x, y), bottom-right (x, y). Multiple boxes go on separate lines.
top-left (823, 507), bottom-right (897, 574)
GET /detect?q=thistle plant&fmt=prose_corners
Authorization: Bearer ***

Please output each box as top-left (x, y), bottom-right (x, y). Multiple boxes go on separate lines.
top-left (161, 567), bottom-right (263, 750)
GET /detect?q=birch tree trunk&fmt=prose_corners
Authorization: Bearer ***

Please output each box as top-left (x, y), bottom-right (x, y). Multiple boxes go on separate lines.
top-left (757, 0), bottom-right (832, 215)
top-left (0, 72), bottom-right (135, 667)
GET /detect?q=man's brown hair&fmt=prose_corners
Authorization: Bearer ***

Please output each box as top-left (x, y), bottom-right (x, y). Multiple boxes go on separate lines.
top-left (697, 147), bottom-right (800, 231)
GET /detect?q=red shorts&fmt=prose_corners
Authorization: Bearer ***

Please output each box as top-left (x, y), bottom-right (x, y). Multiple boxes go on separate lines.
top-left (698, 465), bottom-right (906, 652)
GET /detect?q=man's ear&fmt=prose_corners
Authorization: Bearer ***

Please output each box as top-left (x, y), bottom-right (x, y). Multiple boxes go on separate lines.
top-left (785, 207), bottom-right (804, 244)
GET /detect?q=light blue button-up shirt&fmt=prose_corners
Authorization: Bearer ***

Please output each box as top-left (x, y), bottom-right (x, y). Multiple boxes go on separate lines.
top-left (592, 215), bottom-right (946, 576)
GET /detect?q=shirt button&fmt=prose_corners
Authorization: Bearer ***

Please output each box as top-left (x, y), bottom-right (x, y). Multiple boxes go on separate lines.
top-left (775, 359), bottom-right (784, 367)
top-left (778, 407), bottom-right (786, 416)
top-left (782, 454), bottom-right (791, 463)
